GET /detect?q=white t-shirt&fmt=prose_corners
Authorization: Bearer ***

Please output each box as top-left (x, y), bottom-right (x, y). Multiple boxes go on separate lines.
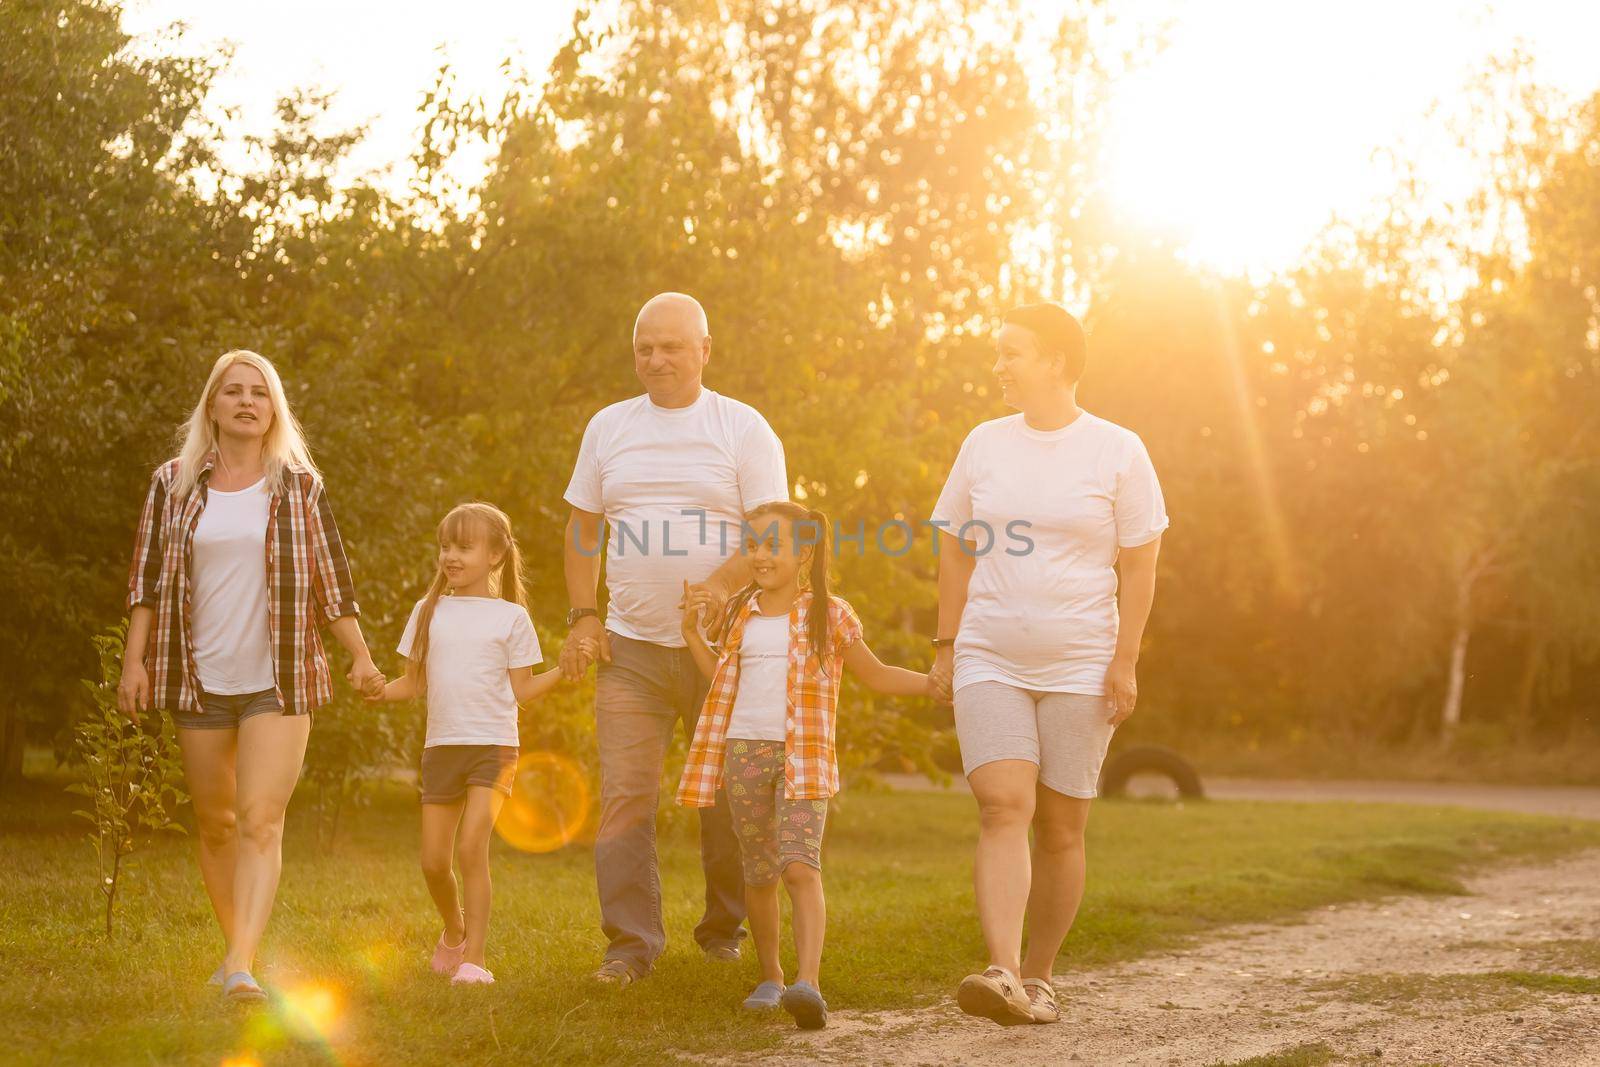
top-left (931, 412), bottom-right (1169, 695)
top-left (191, 478), bottom-right (276, 696)
top-left (398, 596), bottom-right (542, 747)
top-left (563, 388), bottom-right (788, 646)
top-left (725, 611), bottom-right (790, 741)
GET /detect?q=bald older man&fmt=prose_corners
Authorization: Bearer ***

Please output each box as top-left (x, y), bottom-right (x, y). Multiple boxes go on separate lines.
top-left (561, 292), bottom-right (789, 985)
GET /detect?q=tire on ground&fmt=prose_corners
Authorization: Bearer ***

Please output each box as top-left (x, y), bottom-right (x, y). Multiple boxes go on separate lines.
top-left (1098, 744), bottom-right (1204, 799)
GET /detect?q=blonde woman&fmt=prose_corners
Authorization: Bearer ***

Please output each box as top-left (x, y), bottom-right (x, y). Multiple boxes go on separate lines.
top-left (119, 350), bottom-right (383, 1003)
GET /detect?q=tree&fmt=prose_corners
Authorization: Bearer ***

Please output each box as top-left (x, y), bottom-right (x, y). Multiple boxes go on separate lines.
top-left (0, 0), bottom-right (240, 783)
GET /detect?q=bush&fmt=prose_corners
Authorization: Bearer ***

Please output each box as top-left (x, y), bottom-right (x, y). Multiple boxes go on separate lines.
top-left (66, 624), bottom-right (188, 937)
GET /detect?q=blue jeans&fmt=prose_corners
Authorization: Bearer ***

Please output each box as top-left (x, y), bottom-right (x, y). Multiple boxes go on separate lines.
top-left (593, 632), bottom-right (746, 975)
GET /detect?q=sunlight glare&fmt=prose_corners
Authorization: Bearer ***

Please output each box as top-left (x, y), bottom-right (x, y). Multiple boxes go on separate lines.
top-left (276, 980), bottom-right (347, 1046)
top-left (1092, 0), bottom-right (1600, 273)
top-left (496, 751), bottom-right (593, 854)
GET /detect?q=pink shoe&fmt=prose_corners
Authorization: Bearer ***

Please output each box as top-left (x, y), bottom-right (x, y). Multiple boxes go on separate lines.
top-left (430, 929), bottom-right (466, 975)
top-left (451, 962), bottom-right (495, 985)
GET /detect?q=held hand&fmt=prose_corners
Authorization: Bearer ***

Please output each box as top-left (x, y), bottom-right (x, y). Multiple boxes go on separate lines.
top-left (929, 646), bottom-right (955, 704)
top-left (679, 580), bottom-right (710, 640)
top-left (679, 580), bottom-right (726, 630)
top-left (116, 659), bottom-right (150, 723)
top-left (1106, 655), bottom-right (1138, 726)
top-left (561, 636), bottom-right (601, 682)
top-left (347, 657), bottom-right (383, 698)
top-left (361, 670), bottom-right (387, 701)
top-left (560, 615), bottom-right (610, 680)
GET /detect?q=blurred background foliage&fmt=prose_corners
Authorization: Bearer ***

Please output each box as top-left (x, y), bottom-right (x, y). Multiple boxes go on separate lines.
top-left (3, 0), bottom-right (1596, 796)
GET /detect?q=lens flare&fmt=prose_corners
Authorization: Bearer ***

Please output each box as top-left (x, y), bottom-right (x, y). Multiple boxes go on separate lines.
top-left (276, 980), bottom-right (346, 1045)
top-left (359, 939), bottom-right (402, 980)
top-left (220, 1057), bottom-right (261, 1067)
top-left (496, 750), bottom-right (592, 853)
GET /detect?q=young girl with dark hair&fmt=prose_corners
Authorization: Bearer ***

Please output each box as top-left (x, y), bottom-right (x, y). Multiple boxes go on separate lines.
top-left (676, 500), bottom-right (932, 1029)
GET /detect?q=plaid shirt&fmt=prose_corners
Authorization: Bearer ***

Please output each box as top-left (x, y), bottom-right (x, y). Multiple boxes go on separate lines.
top-left (677, 590), bottom-right (863, 807)
top-left (126, 454), bottom-right (361, 716)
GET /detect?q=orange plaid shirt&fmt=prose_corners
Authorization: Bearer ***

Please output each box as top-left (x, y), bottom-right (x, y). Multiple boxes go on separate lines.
top-left (677, 590), bottom-right (863, 807)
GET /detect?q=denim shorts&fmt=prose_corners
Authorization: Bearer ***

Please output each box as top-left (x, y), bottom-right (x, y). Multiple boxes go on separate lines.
top-left (171, 688), bottom-right (284, 731)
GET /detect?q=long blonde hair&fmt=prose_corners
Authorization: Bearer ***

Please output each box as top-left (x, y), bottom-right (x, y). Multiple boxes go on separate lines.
top-left (174, 350), bottom-right (318, 499)
top-left (409, 502), bottom-right (529, 695)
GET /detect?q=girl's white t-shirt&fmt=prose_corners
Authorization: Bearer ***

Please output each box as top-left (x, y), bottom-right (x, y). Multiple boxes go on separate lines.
top-left (190, 478), bottom-right (276, 695)
top-left (725, 611), bottom-right (790, 741)
top-left (930, 412), bottom-right (1169, 696)
top-left (398, 596), bottom-right (542, 747)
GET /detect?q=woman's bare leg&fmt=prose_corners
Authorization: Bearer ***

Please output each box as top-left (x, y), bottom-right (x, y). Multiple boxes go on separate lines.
top-left (1020, 786), bottom-right (1091, 981)
top-left (223, 713), bottom-right (309, 975)
top-left (968, 759), bottom-right (1039, 975)
top-left (176, 727), bottom-right (239, 953)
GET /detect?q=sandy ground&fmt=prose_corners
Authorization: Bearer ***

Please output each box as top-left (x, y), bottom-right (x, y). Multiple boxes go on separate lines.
top-left (761, 850), bottom-right (1600, 1066)
top-left (756, 845), bottom-right (1600, 1066)
top-left (711, 780), bottom-right (1600, 1065)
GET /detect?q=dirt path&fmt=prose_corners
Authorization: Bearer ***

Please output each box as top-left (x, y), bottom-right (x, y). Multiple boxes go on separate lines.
top-left (772, 849), bottom-right (1600, 1066)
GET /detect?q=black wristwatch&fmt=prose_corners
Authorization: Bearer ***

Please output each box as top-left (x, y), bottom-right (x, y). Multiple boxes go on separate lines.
top-left (566, 607), bottom-right (600, 628)
top-left (930, 637), bottom-right (956, 648)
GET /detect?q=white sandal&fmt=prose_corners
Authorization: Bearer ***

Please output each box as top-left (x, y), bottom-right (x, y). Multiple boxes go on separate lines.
top-left (956, 965), bottom-right (1033, 1025)
top-left (1021, 977), bottom-right (1060, 1023)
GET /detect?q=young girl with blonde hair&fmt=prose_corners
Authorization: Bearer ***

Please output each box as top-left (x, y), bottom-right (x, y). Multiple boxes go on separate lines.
top-left (373, 502), bottom-right (587, 984)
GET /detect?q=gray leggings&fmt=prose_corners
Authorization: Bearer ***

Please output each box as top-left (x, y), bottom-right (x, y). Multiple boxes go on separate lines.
top-left (953, 681), bottom-right (1115, 798)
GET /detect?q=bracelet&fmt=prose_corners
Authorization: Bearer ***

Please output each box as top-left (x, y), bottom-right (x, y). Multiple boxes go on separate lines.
top-left (930, 637), bottom-right (956, 648)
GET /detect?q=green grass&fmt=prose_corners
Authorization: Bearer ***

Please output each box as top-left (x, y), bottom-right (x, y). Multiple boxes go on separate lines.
top-left (1206, 1042), bottom-right (1336, 1067)
top-left (3, 782), bottom-right (1597, 1065)
top-left (1307, 969), bottom-right (1600, 1011)
top-left (1497, 971), bottom-right (1600, 995)
top-left (1518, 938), bottom-right (1600, 974)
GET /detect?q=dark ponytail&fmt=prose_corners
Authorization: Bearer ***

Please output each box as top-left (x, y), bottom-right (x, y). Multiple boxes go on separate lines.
top-left (803, 507), bottom-right (831, 667)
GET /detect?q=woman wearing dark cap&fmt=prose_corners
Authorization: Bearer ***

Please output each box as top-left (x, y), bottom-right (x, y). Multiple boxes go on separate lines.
top-left (928, 303), bottom-right (1169, 1025)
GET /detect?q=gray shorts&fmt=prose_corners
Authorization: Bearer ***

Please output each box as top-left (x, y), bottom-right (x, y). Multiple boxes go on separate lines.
top-left (953, 681), bottom-right (1115, 798)
top-left (172, 688), bottom-right (284, 731)
top-left (419, 744), bottom-right (519, 805)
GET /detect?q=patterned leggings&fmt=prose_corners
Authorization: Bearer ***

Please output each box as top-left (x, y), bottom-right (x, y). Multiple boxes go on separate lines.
top-left (722, 739), bottom-right (828, 886)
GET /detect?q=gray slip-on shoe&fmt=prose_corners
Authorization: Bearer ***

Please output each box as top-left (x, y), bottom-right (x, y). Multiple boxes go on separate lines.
top-left (780, 980), bottom-right (828, 1030)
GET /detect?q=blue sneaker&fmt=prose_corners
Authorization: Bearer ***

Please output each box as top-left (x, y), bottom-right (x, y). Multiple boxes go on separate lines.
top-left (742, 980), bottom-right (785, 1010)
top-left (780, 980), bottom-right (828, 1029)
